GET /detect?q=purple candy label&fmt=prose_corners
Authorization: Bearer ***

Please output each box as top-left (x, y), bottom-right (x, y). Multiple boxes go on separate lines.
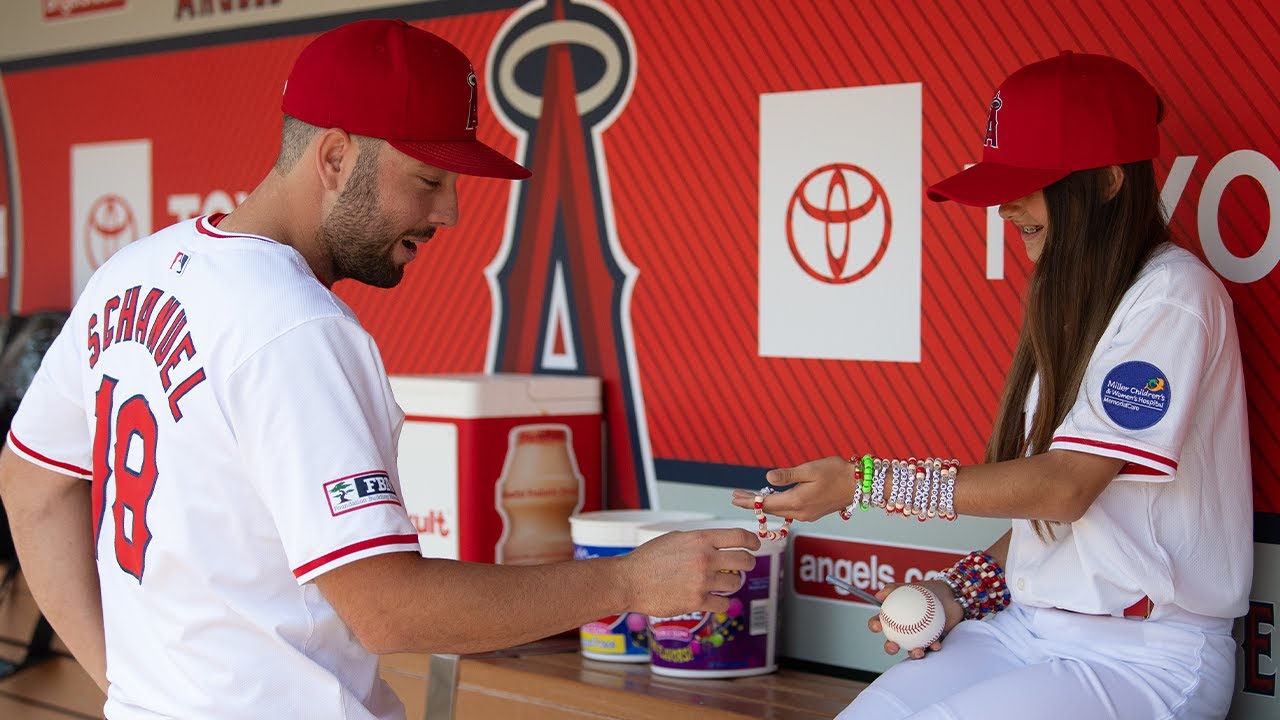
top-left (648, 555), bottom-right (773, 671)
top-left (575, 543), bottom-right (648, 657)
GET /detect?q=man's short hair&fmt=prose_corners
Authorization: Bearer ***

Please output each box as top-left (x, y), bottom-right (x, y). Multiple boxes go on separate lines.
top-left (274, 115), bottom-right (382, 174)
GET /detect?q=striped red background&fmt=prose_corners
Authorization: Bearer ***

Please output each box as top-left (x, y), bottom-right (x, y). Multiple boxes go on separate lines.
top-left (1, 0), bottom-right (1276, 516)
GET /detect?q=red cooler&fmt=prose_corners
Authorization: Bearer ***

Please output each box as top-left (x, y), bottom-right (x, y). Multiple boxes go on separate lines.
top-left (389, 373), bottom-right (603, 563)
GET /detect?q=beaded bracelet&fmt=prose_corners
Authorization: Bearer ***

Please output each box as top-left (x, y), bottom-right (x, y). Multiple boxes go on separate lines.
top-left (754, 487), bottom-right (792, 540)
top-left (911, 458), bottom-right (931, 520)
top-left (926, 459), bottom-right (941, 519)
top-left (829, 454), bottom-right (961, 523)
top-left (940, 572), bottom-right (972, 617)
top-left (839, 455), bottom-right (876, 520)
top-left (871, 458), bottom-right (887, 509)
top-left (898, 458), bottom-right (916, 514)
top-left (840, 461), bottom-right (863, 521)
top-left (941, 550), bottom-right (1011, 620)
top-left (887, 460), bottom-right (902, 511)
top-left (861, 454), bottom-right (874, 503)
top-left (939, 459), bottom-right (957, 521)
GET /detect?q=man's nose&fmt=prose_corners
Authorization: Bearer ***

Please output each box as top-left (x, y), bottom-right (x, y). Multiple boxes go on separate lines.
top-left (431, 190), bottom-right (459, 228)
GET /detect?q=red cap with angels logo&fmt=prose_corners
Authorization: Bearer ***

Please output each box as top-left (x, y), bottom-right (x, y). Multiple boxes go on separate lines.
top-left (282, 19), bottom-right (530, 179)
top-left (928, 51), bottom-right (1159, 207)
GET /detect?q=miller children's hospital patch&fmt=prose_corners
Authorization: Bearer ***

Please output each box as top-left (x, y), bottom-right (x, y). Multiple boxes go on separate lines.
top-left (324, 472), bottom-right (401, 516)
top-left (1101, 361), bottom-right (1170, 430)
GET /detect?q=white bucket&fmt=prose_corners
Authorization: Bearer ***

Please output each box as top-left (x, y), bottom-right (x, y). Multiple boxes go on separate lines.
top-left (570, 510), bottom-right (713, 662)
top-left (635, 518), bottom-right (786, 678)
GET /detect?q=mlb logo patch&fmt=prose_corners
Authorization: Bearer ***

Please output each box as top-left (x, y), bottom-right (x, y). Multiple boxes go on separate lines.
top-left (324, 472), bottom-right (401, 516)
top-left (170, 252), bottom-right (190, 274)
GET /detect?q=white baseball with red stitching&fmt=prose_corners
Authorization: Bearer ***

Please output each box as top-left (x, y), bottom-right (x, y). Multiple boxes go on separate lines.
top-left (879, 585), bottom-right (945, 651)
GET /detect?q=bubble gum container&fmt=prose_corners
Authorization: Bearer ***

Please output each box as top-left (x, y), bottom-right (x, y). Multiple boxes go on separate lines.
top-left (635, 518), bottom-right (786, 678)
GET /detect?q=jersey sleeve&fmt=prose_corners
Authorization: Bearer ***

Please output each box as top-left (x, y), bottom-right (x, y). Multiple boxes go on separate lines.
top-left (1049, 300), bottom-right (1210, 479)
top-left (7, 315), bottom-right (92, 479)
top-left (225, 316), bottom-right (419, 584)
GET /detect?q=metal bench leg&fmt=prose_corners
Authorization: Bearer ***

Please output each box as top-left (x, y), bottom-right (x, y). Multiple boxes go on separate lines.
top-left (423, 653), bottom-right (460, 720)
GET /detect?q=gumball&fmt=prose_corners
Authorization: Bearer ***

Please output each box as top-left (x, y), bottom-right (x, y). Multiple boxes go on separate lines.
top-left (690, 640), bottom-right (702, 656)
top-left (624, 613), bottom-right (647, 632)
top-left (726, 598), bottom-right (744, 617)
top-left (708, 633), bottom-right (725, 647)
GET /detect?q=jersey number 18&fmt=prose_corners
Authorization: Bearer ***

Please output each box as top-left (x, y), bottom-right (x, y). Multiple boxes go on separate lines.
top-left (91, 375), bottom-right (159, 582)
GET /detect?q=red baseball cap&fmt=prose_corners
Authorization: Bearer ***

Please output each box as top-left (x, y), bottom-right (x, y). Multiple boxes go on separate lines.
top-left (927, 51), bottom-right (1159, 207)
top-left (282, 19), bottom-right (530, 179)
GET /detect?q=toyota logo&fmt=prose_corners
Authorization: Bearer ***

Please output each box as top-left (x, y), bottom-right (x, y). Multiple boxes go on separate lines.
top-left (786, 163), bottom-right (892, 284)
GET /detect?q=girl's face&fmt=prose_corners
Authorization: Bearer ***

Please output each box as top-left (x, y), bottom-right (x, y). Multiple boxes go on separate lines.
top-left (998, 190), bottom-right (1049, 262)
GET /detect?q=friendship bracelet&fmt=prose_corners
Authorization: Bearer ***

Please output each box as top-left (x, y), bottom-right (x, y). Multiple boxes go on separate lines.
top-left (871, 458), bottom-right (887, 509)
top-left (931, 458), bottom-right (942, 515)
top-left (754, 487), bottom-right (792, 540)
top-left (861, 454), bottom-right (873, 511)
top-left (899, 458), bottom-right (916, 515)
top-left (911, 458), bottom-right (931, 520)
top-left (888, 460), bottom-right (902, 512)
top-left (940, 572), bottom-right (971, 616)
top-left (840, 459), bottom-right (863, 521)
top-left (827, 453), bottom-right (961, 523)
top-left (940, 460), bottom-right (957, 521)
top-left (942, 550), bottom-right (1011, 620)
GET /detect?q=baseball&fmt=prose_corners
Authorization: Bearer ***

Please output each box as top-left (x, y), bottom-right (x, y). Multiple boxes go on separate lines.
top-left (878, 585), bottom-right (945, 651)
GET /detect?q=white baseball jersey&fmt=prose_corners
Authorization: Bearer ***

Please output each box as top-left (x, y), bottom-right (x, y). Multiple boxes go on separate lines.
top-left (9, 215), bottom-right (419, 720)
top-left (1007, 242), bottom-right (1252, 621)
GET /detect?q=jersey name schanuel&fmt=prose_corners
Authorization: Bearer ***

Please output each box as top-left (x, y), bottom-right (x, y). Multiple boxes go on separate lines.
top-left (85, 284), bottom-right (207, 423)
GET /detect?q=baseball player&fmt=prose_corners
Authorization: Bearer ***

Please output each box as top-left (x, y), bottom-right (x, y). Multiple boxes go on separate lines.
top-left (735, 52), bottom-right (1251, 720)
top-left (0, 19), bottom-right (757, 720)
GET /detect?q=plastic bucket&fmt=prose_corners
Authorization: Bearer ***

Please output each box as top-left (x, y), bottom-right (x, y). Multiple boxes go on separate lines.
top-left (635, 518), bottom-right (786, 678)
top-left (570, 510), bottom-right (713, 662)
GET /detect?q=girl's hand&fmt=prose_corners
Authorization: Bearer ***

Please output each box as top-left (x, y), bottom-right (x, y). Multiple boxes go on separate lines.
top-left (729, 456), bottom-right (858, 521)
top-left (867, 580), bottom-right (965, 659)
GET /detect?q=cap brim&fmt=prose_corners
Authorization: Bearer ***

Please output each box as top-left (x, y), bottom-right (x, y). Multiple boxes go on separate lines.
top-left (390, 139), bottom-right (531, 179)
top-left (927, 162), bottom-right (1070, 207)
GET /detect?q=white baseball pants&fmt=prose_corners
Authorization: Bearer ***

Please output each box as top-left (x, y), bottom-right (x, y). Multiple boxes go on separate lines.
top-left (836, 603), bottom-right (1235, 720)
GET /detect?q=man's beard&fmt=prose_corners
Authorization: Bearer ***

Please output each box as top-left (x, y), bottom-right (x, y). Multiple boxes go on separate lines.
top-left (318, 155), bottom-right (404, 289)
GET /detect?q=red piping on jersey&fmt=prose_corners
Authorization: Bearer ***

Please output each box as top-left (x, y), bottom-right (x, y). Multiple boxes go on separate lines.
top-left (6, 431), bottom-right (91, 477)
top-left (195, 214), bottom-right (274, 242)
top-left (1052, 435), bottom-right (1177, 471)
top-left (1118, 463), bottom-right (1165, 476)
top-left (293, 534), bottom-right (419, 578)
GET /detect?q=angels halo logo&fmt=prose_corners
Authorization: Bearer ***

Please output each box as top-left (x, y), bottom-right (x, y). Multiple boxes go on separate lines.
top-left (84, 194), bottom-right (137, 269)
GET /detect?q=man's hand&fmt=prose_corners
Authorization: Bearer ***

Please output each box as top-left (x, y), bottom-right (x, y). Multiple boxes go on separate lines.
top-left (729, 456), bottom-right (858, 521)
top-left (618, 528), bottom-right (759, 617)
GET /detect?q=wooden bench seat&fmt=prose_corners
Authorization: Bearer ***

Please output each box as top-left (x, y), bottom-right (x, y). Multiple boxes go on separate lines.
top-left (381, 636), bottom-right (868, 719)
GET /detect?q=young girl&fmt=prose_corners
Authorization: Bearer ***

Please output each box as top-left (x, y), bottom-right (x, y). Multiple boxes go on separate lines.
top-left (734, 52), bottom-right (1252, 720)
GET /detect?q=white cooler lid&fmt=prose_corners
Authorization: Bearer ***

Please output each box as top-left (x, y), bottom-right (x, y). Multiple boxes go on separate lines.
top-left (389, 373), bottom-right (601, 418)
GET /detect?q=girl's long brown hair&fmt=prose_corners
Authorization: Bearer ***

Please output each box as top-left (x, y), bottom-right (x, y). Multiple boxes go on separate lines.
top-left (984, 159), bottom-right (1170, 539)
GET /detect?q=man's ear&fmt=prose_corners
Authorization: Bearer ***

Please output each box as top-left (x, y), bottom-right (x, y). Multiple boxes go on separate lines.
top-left (1104, 165), bottom-right (1125, 201)
top-left (314, 128), bottom-right (354, 193)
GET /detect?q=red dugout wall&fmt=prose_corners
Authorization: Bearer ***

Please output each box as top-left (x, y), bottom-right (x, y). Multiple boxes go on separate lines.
top-left (6, 0), bottom-right (1273, 517)
top-left (0, 0), bottom-right (1276, 710)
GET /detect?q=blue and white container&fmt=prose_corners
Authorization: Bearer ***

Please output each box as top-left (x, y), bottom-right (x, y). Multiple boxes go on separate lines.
top-left (570, 509), bottom-right (713, 662)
